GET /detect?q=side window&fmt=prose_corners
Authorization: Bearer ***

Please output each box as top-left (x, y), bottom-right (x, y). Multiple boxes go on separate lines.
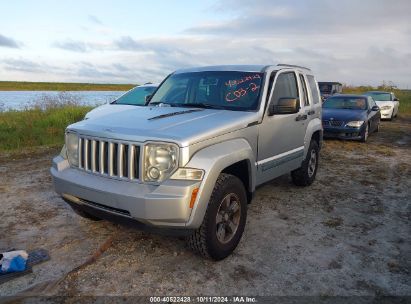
top-left (270, 72), bottom-right (299, 106)
top-left (306, 75), bottom-right (320, 104)
top-left (367, 97), bottom-right (373, 109)
top-left (299, 74), bottom-right (310, 106)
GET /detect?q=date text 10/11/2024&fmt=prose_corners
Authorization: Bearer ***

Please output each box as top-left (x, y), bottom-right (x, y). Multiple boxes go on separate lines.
top-left (149, 296), bottom-right (257, 303)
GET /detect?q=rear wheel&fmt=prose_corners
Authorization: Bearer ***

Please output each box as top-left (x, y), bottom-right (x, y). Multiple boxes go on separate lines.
top-left (187, 173), bottom-right (247, 260)
top-left (291, 140), bottom-right (319, 186)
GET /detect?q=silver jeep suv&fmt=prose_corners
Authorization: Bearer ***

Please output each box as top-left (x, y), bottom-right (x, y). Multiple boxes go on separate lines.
top-left (51, 64), bottom-right (323, 260)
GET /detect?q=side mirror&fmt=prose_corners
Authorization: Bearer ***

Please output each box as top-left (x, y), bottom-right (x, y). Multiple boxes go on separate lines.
top-left (393, 98), bottom-right (399, 101)
top-left (371, 105), bottom-right (380, 111)
top-left (268, 98), bottom-right (300, 116)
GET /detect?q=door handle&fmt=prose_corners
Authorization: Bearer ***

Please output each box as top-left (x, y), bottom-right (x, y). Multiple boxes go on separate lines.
top-left (307, 110), bottom-right (315, 115)
top-left (295, 114), bottom-right (307, 121)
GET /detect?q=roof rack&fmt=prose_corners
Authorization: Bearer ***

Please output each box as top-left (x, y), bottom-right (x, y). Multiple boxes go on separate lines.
top-left (277, 63), bottom-right (311, 71)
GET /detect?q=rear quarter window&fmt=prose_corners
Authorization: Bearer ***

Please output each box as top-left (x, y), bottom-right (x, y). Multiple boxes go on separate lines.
top-left (306, 75), bottom-right (320, 104)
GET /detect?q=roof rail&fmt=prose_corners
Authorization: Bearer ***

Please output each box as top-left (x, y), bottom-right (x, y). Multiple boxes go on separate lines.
top-left (277, 63), bottom-right (311, 71)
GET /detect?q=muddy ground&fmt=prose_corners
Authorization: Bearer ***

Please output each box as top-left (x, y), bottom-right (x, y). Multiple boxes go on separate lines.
top-left (0, 119), bottom-right (410, 297)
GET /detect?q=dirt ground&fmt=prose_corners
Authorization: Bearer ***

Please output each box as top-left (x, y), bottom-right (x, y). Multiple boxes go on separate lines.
top-left (0, 119), bottom-right (410, 297)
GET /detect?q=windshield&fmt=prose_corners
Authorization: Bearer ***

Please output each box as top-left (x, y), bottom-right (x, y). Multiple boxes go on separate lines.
top-left (149, 71), bottom-right (264, 111)
top-left (115, 86), bottom-right (157, 105)
top-left (319, 84), bottom-right (332, 94)
top-left (364, 92), bottom-right (391, 101)
top-left (323, 97), bottom-right (367, 110)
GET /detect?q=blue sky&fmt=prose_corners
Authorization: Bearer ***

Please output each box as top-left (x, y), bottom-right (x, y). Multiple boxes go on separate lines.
top-left (1, 0), bottom-right (410, 88)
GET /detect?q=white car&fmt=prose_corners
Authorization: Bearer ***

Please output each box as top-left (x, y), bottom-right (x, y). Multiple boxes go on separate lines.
top-left (85, 83), bottom-right (158, 119)
top-left (364, 91), bottom-right (400, 120)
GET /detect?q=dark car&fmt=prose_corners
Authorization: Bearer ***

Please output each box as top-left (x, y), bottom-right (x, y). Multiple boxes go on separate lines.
top-left (322, 94), bottom-right (380, 142)
top-left (318, 81), bottom-right (342, 101)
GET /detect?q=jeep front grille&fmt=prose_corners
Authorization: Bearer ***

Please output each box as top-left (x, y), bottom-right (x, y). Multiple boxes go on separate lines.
top-left (78, 136), bottom-right (140, 180)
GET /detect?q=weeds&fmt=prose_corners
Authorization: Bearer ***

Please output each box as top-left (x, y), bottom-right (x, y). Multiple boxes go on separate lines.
top-left (323, 217), bottom-right (344, 228)
top-left (0, 94), bottom-right (92, 151)
top-left (0, 81), bottom-right (134, 91)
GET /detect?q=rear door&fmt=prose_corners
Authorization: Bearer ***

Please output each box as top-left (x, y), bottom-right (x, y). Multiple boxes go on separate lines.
top-left (298, 73), bottom-right (315, 124)
top-left (305, 74), bottom-right (322, 121)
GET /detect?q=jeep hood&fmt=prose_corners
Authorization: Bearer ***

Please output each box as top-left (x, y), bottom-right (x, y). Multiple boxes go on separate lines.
top-left (67, 105), bottom-right (258, 147)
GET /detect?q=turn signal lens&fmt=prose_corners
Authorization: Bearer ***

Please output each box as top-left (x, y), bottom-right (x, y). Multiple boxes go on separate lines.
top-left (170, 168), bottom-right (204, 181)
top-left (189, 188), bottom-right (199, 209)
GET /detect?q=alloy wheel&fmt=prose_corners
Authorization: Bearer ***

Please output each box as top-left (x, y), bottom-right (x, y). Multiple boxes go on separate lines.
top-left (308, 149), bottom-right (317, 178)
top-left (215, 193), bottom-right (241, 244)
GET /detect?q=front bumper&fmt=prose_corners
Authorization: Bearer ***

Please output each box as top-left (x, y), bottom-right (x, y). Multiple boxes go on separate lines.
top-left (323, 126), bottom-right (364, 140)
top-left (51, 156), bottom-right (201, 230)
top-left (380, 108), bottom-right (393, 119)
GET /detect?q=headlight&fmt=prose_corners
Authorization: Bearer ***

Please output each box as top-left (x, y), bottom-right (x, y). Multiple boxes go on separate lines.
top-left (60, 144), bottom-right (68, 159)
top-left (143, 143), bottom-right (178, 182)
top-left (65, 132), bottom-right (79, 166)
top-left (345, 121), bottom-right (364, 128)
top-left (380, 106), bottom-right (392, 110)
top-left (171, 168), bottom-right (204, 181)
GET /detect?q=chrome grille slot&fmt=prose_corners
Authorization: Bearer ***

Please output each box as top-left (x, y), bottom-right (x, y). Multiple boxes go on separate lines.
top-left (77, 136), bottom-right (140, 181)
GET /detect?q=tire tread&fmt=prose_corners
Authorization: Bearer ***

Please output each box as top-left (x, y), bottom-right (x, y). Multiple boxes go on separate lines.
top-left (187, 173), bottom-right (240, 259)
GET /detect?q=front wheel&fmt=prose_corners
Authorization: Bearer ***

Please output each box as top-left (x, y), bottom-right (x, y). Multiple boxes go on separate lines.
top-left (187, 173), bottom-right (247, 260)
top-left (291, 140), bottom-right (319, 186)
top-left (361, 123), bottom-right (369, 142)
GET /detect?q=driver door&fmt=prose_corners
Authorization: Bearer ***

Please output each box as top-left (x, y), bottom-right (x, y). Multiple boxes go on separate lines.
top-left (256, 70), bottom-right (307, 185)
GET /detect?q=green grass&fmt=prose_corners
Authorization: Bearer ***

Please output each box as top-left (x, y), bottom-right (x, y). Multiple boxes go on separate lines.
top-left (343, 87), bottom-right (411, 116)
top-left (0, 105), bottom-right (92, 151)
top-left (0, 81), bottom-right (135, 91)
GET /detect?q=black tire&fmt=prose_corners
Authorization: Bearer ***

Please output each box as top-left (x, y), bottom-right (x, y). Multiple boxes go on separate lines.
top-left (70, 205), bottom-right (102, 221)
top-left (360, 123), bottom-right (369, 143)
top-left (291, 140), bottom-right (319, 186)
top-left (187, 173), bottom-right (247, 260)
top-left (375, 121), bottom-right (380, 133)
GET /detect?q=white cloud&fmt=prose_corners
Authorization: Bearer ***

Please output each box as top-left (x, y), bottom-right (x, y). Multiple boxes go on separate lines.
top-left (0, 34), bottom-right (21, 48)
top-left (1, 0), bottom-right (410, 87)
